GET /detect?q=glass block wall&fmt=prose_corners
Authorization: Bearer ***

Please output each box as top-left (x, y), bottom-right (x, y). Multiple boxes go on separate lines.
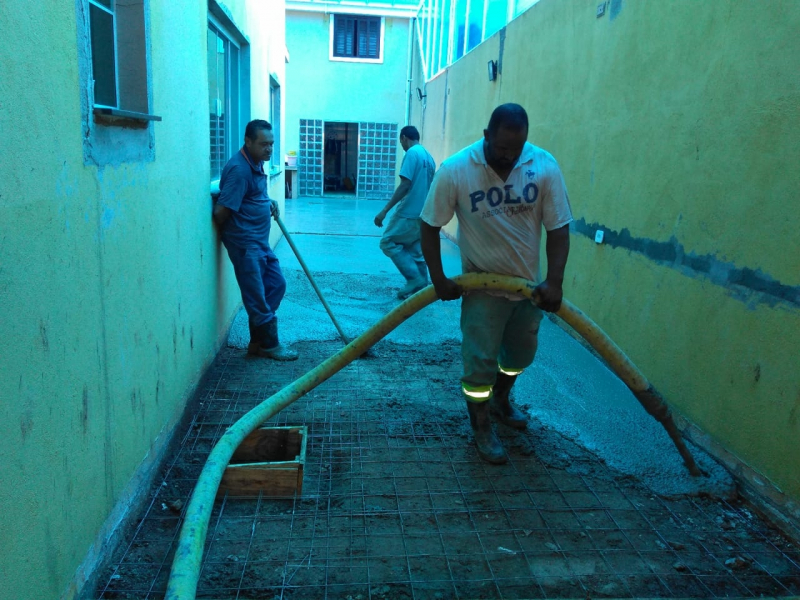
top-left (357, 122), bottom-right (398, 201)
top-left (299, 119), bottom-right (323, 196)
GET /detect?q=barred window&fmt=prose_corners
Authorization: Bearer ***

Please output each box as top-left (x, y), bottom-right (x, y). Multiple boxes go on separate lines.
top-left (208, 22), bottom-right (243, 180)
top-left (332, 15), bottom-right (381, 60)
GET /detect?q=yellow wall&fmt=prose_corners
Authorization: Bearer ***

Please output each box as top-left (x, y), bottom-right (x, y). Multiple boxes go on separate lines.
top-left (412, 0), bottom-right (800, 509)
top-left (0, 1), bottom-right (285, 598)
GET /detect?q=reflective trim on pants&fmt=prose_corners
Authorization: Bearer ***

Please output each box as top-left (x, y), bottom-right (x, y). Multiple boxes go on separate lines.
top-left (462, 383), bottom-right (493, 402)
top-left (460, 291), bottom-right (542, 392)
top-left (498, 365), bottom-right (524, 376)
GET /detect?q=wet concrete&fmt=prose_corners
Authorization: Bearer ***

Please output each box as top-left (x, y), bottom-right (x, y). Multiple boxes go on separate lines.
top-left (228, 196), bottom-right (734, 499)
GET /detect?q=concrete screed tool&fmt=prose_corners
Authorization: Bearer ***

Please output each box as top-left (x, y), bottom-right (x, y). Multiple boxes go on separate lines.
top-left (275, 215), bottom-right (375, 357)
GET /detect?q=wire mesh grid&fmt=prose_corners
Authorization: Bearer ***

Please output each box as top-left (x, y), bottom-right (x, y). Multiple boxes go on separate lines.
top-left (97, 342), bottom-right (800, 599)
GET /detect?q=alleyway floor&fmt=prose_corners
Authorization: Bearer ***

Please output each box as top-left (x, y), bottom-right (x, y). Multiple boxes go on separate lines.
top-left (96, 198), bottom-right (800, 599)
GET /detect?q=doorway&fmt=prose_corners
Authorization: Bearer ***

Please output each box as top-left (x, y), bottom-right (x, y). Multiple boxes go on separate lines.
top-left (323, 122), bottom-right (358, 195)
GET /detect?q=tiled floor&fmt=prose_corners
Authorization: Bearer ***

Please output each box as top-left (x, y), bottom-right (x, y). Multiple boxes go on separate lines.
top-left (96, 341), bottom-right (800, 599)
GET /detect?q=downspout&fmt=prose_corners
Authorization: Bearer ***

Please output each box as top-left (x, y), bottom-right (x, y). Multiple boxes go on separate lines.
top-left (404, 16), bottom-right (415, 125)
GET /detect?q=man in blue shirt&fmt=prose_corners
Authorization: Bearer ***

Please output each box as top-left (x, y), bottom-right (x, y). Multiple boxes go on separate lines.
top-left (213, 119), bottom-right (298, 361)
top-left (374, 126), bottom-right (436, 299)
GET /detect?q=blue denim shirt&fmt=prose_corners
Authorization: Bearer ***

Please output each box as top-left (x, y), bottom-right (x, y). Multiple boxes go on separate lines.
top-left (217, 147), bottom-right (272, 250)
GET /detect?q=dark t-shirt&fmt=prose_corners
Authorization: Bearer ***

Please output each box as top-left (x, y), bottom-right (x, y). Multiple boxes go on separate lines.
top-left (217, 148), bottom-right (272, 250)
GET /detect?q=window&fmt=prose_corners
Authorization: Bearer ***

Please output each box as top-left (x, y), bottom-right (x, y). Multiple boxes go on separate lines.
top-left (417, 0), bottom-right (539, 80)
top-left (466, 0), bottom-right (485, 52)
top-left (269, 77), bottom-right (281, 172)
top-left (208, 22), bottom-right (243, 180)
top-left (331, 15), bottom-right (383, 62)
top-left (437, 0), bottom-right (451, 73)
top-left (453, 0), bottom-right (468, 61)
top-left (88, 0), bottom-right (151, 115)
top-left (484, 0), bottom-right (509, 40)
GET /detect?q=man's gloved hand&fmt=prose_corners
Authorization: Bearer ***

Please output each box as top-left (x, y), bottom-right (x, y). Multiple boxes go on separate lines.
top-left (533, 279), bottom-right (563, 312)
top-left (270, 201), bottom-right (280, 219)
top-left (432, 277), bottom-right (463, 301)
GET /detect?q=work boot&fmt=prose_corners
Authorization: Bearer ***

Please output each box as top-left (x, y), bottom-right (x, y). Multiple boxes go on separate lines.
top-left (247, 318), bottom-right (298, 361)
top-left (489, 373), bottom-right (528, 429)
top-left (396, 277), bottom-right (427, 299)
top-left (466, 400), bottom-right (507, 464)
top-left (390, 252), bottom-right (427, 299)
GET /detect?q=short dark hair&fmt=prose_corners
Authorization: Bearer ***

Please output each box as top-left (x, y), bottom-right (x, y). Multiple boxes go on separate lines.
top-left (487, 103), bottom-right (528, 134)
top-left (399, 125), bottom-right (420, 141)
top-left (245, 119), bottom-right (272, 140)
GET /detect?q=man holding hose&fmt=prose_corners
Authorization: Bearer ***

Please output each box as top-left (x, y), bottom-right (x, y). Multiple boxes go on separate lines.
top-left (420, 104), bottom-right (572, 464)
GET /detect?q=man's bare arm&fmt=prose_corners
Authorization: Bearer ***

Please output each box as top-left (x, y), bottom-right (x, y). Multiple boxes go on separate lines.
top-left (534, 224), bottom-right (570, 312)
top-left (374, 177), bottom-right (412, 227)
top-left (213, 203), bottom-right (232, 227)
top-left (421, 221), bottom-right (462, 300)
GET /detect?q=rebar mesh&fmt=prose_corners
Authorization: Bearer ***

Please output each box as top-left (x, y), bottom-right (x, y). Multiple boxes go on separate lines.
top-left (97, 342), bottom-right (800, 599)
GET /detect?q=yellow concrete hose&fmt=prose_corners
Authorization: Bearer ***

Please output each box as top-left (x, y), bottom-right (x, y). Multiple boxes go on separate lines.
top-left (165, 273), bottom-right (701, 599)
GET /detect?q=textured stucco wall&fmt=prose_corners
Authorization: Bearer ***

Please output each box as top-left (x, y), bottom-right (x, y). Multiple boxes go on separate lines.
top-left (284, 11), bottom-right (411, 169)
top-left (0, 1), bottom-right (285, 598)
top-left (411, 0), bottom-right (800, 508)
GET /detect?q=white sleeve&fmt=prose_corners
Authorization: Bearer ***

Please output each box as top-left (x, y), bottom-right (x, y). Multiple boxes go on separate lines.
top-left (399, 148), bottom-right (417, 181)
top-left (420, 165), bottom-right (457, 227)
top-left (542, 159), bottom-right (573, 231)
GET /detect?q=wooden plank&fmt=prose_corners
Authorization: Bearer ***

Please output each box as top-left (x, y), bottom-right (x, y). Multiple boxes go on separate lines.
top-left (221, 426), bottom-right (307, 497)
top-left (232, 426), bottom-right (305, 463)
top-left (219, 464), bottom-right (303, 497)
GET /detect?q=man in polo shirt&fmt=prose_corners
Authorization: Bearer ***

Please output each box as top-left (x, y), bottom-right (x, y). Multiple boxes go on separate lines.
top-left (374, 125), bottom-right (437, 299)
top-left (420, 104), bottom-right (572, 464)
top-left (213, 119), bottom-right (298, 361)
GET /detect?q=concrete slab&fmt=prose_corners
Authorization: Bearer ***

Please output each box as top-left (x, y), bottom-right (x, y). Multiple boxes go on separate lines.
top-left (229, 197), bottom-right (734, 499)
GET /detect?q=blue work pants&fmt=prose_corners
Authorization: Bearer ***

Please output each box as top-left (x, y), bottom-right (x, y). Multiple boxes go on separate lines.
top-left (224, 243), bottom-right (286, 328)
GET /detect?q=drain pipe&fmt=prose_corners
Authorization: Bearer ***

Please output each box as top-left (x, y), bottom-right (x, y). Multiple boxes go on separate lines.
top-left (165, 273), bottom-right (702, 600)
top-left (404, 17), bottom-right (414, 124)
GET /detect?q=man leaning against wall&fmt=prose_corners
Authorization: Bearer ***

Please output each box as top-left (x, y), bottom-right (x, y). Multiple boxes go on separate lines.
top-left (213, 119), bottom-right (298, 361)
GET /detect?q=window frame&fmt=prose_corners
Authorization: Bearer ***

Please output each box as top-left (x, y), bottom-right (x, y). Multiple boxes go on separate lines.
top-left (86, 0), bottom-right (157, 121)
top-left (88, 0), bottom-right (119, 109)
top-left (78, 0), bottom-right (159, 166)
top-left (208, 14), bottom-right (248, 181)
top-left (329, 14), bottom-right (385, 64)
top-left (269, 76), bottom-right (281, 174)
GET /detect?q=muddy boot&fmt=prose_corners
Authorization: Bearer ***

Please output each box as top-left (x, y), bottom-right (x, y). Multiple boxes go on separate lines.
top-left (390, 253), bottom-right (427, 299)
top-left (466, 400), bottom-right (507, 464)
top-left (248, 318), bottom-right (298, 361)
top-left (396, 277), bottom-right (427, 299)
top-left (489, 373), bottom-right (528, 429)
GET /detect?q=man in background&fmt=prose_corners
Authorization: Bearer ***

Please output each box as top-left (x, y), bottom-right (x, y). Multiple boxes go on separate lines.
top-left (374, 126), bottom-right (437, 299)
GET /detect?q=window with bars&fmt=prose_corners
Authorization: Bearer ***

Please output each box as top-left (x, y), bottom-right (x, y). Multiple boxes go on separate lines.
top-left (269, 77), bottom-right (281, 171)
top-left (331, 14), bottom-right (382, 61)
top-left (208, 22), bottom-right (242, 180)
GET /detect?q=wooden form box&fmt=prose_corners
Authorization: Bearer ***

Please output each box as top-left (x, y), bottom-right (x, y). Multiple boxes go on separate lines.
top-left (218, 425), bottom-right (307, 497)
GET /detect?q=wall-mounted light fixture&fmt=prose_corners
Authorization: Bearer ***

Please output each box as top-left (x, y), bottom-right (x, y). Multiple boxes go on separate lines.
top-left (416, 87), bottom-right (427, 101)
top-left (487, 60), bottom-right (498, 82)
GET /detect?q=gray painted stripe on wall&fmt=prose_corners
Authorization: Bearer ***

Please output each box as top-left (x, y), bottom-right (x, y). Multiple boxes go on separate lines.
top-left (571, 218), bottom-right (800, 309)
